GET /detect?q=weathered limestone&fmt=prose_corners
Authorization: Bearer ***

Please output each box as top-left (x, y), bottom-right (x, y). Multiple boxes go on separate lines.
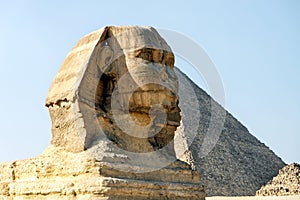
top-left (46, 26), bottom-right (181, 155)
top-left (256, 163), bottom-right (300, 196)
top-left (0, 26), bottom-right (205, 199)
top-left (0, 146), bottom-right (204, 199)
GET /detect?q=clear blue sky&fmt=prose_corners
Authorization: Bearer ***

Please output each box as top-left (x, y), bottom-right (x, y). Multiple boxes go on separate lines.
top-left (0, 0), bottom-right (299, 164)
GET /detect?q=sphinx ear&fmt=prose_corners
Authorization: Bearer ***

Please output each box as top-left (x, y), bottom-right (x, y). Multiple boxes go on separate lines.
top-left (96, 26), bottom-right (113, 73)
top-left (97, 44), bottom-right (113, 74)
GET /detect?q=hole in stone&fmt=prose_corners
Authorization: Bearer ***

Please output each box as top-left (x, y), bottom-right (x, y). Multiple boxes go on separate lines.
top-left (285, 188), bottom-right (289, 192)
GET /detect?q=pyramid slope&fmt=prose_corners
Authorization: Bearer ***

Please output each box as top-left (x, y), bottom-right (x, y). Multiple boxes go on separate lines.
top-left (256, 163), bottom-right (300, 196)
top-left (175, 68), bottom-right (285, 196)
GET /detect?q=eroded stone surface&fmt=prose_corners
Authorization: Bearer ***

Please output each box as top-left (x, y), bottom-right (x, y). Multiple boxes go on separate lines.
top-left (0, 25), bottom-right (287, 198)
top-left (46, 26), bottom-right (180, 156)
top-left (0, 26), bottom-right (205, 199)
top-left (0, 146), bottom-right (205, 200)
top-left (256, 163), bottom-right (300, 196)
top-left (175, 70), bottom-right (285, 196)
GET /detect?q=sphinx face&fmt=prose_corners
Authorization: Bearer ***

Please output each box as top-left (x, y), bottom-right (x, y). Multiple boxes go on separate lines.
top-left (95, 26), bottom-right (180, 153)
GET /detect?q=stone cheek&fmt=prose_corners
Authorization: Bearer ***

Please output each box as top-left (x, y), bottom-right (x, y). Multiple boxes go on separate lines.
top-left (45, 28), bottom-right (105, 152)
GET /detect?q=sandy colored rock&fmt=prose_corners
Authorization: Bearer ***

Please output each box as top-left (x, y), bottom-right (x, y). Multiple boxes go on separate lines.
top-left (207, 195), bottom-right (300, 200)
top-left (0, 146), bottom-right (204, 200)
top-left (0, 25), bottom-right (286, 199)
top-left (46, 26), bottom-right (180, 155)
top-left (256, 163), bottom-right (300, 196)
top-left (0, 26), bottom-right (205, 199)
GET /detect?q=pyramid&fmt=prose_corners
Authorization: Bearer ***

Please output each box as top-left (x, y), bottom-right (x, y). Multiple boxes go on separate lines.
top-left (174, 69), bottom-right (286, 196)
top-left (256, 163), bottom-right (300, 196)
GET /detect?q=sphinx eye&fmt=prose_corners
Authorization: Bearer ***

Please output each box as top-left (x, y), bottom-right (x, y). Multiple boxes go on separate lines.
top-left (135, 48), bottom-right (153, 62)
top-left (162, 51), bottom-right (175, 67)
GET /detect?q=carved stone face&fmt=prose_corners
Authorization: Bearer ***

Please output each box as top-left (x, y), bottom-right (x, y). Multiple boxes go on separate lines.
top-left (95, 26), bottom-right (181, 154)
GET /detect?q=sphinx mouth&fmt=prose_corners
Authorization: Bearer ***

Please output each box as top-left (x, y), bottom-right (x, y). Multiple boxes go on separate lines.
top-left (116, 90), bottom-right (181, 130)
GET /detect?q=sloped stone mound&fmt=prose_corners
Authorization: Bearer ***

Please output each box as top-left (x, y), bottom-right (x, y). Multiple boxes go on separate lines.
top-left (175, 70), bottom-right (286, 196)
top-left (256, 163), bottom-right (300, 196)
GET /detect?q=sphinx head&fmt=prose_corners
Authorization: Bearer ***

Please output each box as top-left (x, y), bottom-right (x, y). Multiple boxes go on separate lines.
top-left (46, 26), bottom-right (181, 156)
top-left (95, 26), bottom-right (181, 153)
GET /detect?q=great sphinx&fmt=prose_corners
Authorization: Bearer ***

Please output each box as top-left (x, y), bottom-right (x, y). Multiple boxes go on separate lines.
top-left (0, 26), bottom-right (205, 199)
